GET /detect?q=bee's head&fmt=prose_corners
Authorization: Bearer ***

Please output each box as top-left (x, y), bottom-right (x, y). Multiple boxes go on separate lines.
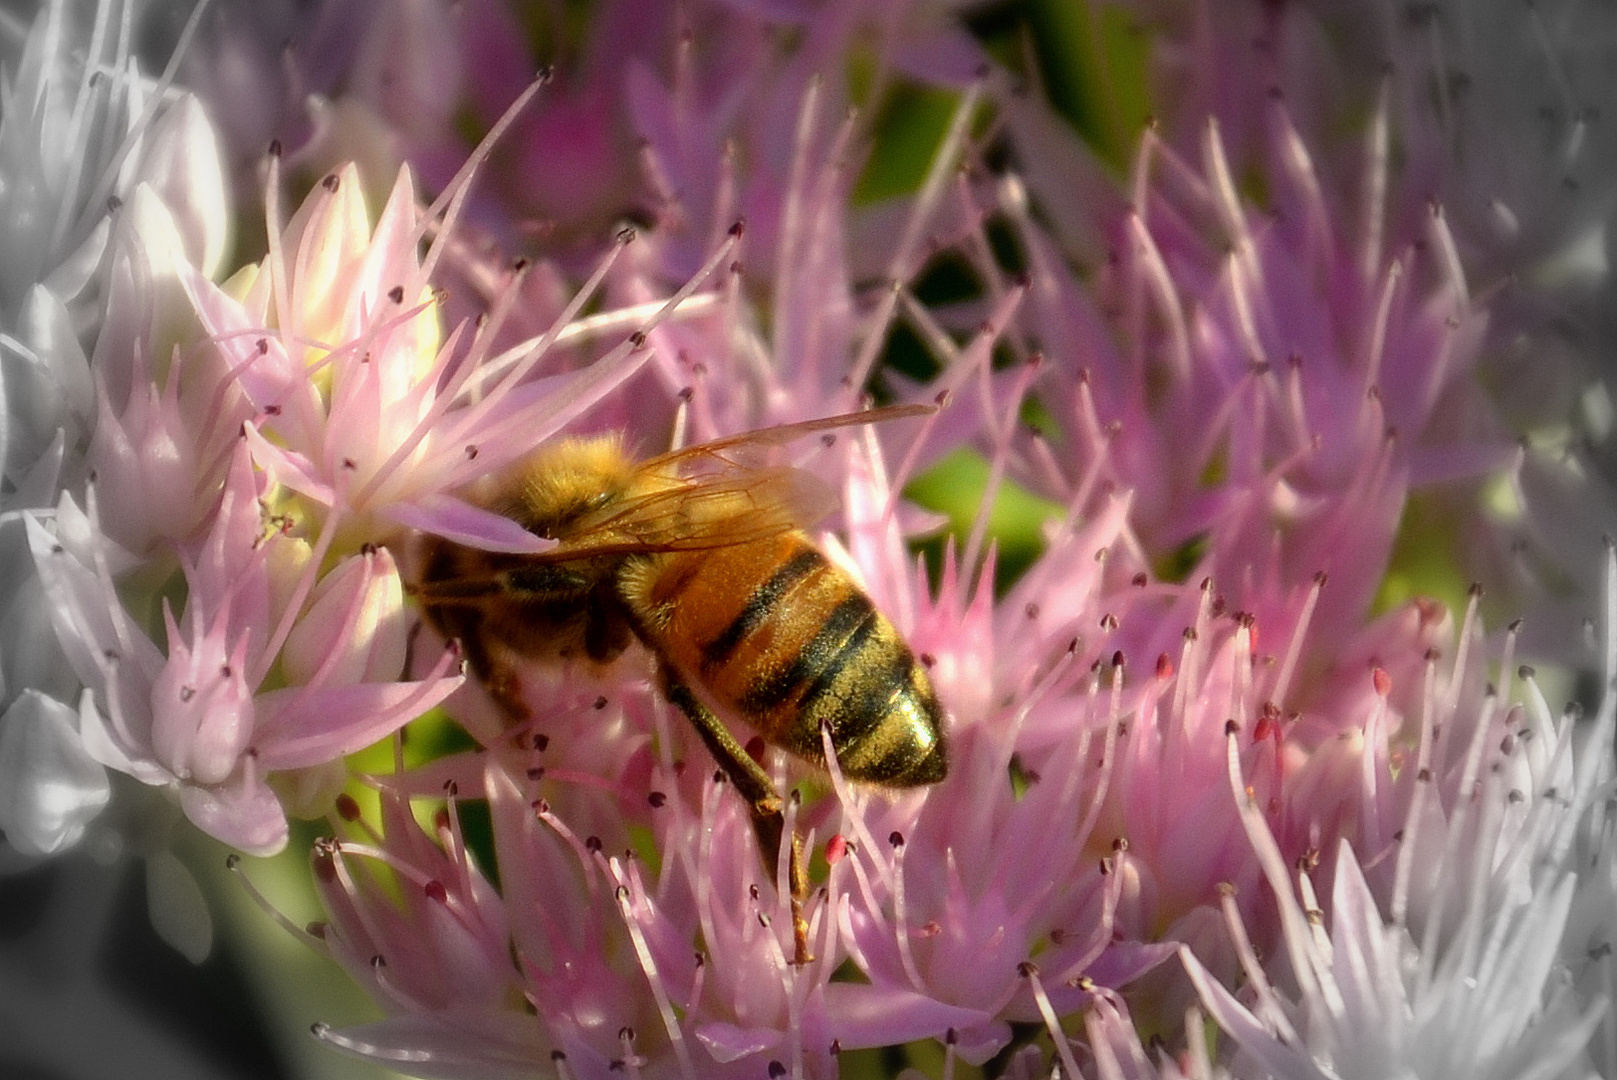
top-left (502, 436), bottom-right (635, 539)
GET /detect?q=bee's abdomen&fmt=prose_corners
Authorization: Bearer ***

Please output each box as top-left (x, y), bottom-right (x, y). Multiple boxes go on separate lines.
top-left (636, 534), bottom-right (947, 787)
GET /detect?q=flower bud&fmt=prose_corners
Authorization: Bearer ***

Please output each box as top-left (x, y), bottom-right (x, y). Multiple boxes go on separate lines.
top-left (282, 162), bottom-right (372, 354)
top-left (149, 605), bottom-right (255, 787)
top-left (280, 547), bottom-right (408, 688)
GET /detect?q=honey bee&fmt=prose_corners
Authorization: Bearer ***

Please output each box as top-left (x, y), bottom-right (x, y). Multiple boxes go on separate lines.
top-left (409, 405), bottom-right (948, 962)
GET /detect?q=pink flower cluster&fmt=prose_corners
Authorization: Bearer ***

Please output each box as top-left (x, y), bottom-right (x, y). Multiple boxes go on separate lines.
top-left (9, 0), bottom-right (1617, 1078)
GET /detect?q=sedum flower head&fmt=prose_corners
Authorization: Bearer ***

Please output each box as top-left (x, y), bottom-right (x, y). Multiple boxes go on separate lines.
top-left (996, 94), bottom-right (1506, 649)
top-left (21, 101), bottom-right (619, 852)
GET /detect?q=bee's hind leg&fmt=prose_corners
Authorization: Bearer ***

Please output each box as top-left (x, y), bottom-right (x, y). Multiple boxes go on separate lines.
top-left (661, 673), bottom-right (813, 966)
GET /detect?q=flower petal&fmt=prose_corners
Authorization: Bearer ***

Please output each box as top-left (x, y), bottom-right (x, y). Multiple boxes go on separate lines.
top-left (821, 982), bottom-right (993, 1052)
top-left (132, 94), bottom-right (231, 279)
top-left (384, 493), bottom-right (556, 554)
top-left (252, 674), bottom-right (463, 772)
top-left (0, 689), bottom-right (110, 854)
top-left (178, 764), bottom-right (288, 855)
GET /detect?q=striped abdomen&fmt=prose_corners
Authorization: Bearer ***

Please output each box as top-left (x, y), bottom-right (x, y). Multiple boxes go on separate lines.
top-left (626, 532), bottom-right (947, 786)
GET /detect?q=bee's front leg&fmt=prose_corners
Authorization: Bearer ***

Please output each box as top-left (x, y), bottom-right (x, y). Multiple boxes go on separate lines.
top-left (410, 565), bottom-right (598, 725)
top-left (661, 674), bottom-right (813, 966)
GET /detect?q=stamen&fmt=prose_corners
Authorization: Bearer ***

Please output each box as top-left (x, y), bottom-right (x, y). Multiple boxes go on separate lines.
top-left (1221, 244), bottom-right (1267, 373)
top-left (1441, 584), bottom-right (1486, 750)
top-left (1415, 690), bottom-right (1499, 996)
top-left (1269, 102), bottom-right (1335, 272)
top-left (1223, 720), bottom-right (1336, 1014)
top-left (833, 874), bottom-right (879, 975)
top-left (1127, 122), bottom-right (1158, 214)
top-left (311, 1022), bottom-right (435, 1062)
top-left (884, 388), bottom-right (950, 512)
top-left (1425, 201), bottom-right (1470, 311)
top-left (692, 770), bottom-right (722, 956)
top-left (71, 1), bottom-right (211, 257)
top-left (226, 853), bottom-right (324, 949)
top-left (773, 74), bottom-right (823, 368)
top-left (892, 281), bottom-right (1020, 421)
top-left (945, 172), bottom-right (1000, 297)
top-left (1226, 619), bottom-right (1255, 744)
top-left (1181, 358), bottom-right (1269, 500)
top-left (845, 80), bottom-right (984, 391)
top-left (1020, 962), bottom-right (1083, 1080)
top-left (1125, 209), bottom-right (1193, 383)
top-left (1295, 866), bottom-right (1330, 955)
top-left (1269, 572), bottom-right (1324, 709)
top-left (1360, 669), bottom-right (1392, 845)
top-left (1202, 119), bottom-right (1249, 260)
top-left (818, 724), bottom-right (888, 891)
top-left (1411, 301), bottom-right (1464, 433)
top-left (638, 137), bottom-right (683, 228)
top-left (1215, 884), bottom-right (1297, 1042)
top-left (1210, 132), bottom-right (1268, 364)
top-left (444, 225), bottom-right (744, 486)
top-left (1084, 990), bottom-right (1148, 1079)
top-left (416, 77), bottom-right (548, 286)
top-left (552, 295), bottom-right (721, 351)
top-left (707, 141), bottom-right (739, 254)
top-left (1361, 258), bottom-right (1403, 394)
top-left (1359, 81), bottom-right (1390, 282)
top-left (964, 350), bottom-right (1040, 574)
top-left (1006, 628), bottom-right (1085, 752)
top-left (448, 227), bottom-right (638, 419)
top-left (1074, 663), bottom-right (1124, 856)
top-left (435, 781), bottom-right (477, 906)
top-left (615, 1026), bottom-right (646, 1080)
top-left (885, 830), bottom-right (926, 991)
top-left (533, 801), bottom-right (604, 895)
top-left (252, 492), bottom-right (343, 685)
top-left (1393, 647), bottom-right (1440, 928)
top-left (1567, 545), bottom-right (1617, 832)
top-left (781, 930), bottom-right (808, 1080)
top-left (750, 885), bottom-right (794, 985)
top-left (1280, 353), bottom-right (1311, 451)
top-left (1182, 1006), bottom-right (1217, 1078)
top-left (364, 950), bottom-right (426, 1013)
top-left (49, 0), bottom-right (117, 256)
top-left (687, 951), bottom-right (706, 1019)
top-left (1045, 837), bottom-right (1125, 987)
top-left (610, 864), bottom-right (696, 1080)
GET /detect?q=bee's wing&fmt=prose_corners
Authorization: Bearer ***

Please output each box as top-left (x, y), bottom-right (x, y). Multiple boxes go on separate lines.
top-left (516, 465), bottom-right (836, 563)
top-left (512, 406), bottom-right (934, 564)
top-left (640, 403), bottom-right (935, 471)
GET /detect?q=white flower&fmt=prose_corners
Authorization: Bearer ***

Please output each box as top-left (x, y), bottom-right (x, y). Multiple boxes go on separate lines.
top-left (1185, 547), bottom-right (1617, 1079)
top-left (0, 0), bottom-right (229, 855)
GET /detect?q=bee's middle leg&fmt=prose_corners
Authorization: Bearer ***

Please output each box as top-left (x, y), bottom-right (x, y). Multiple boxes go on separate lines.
top-left (662, 673), bottom-right (813, 966)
